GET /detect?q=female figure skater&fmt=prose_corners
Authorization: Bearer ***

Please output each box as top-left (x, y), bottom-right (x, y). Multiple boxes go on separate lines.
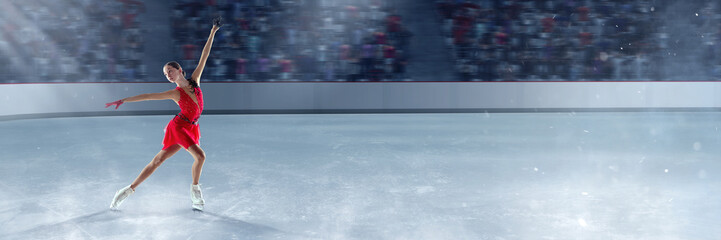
top-left (106, 17), bottom-right (222, 211)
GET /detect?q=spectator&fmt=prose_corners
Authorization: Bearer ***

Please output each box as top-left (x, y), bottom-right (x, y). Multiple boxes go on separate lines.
top-left (0, 0), bottom-right (148, 82)
top-left (436, 0), bottom-right (719, 81)
top-left (541, 14), bottom-right (555, 33)
top-left (182, 43), bottom-right (198, 68)
top-left (257, 55), bottom-right (271, 80)
top-left (236, 57), bottom-right (248, 81)
top-left (579, 27), bottom-right (593, 46)
top-left (393, 50), bottom-right (407, 80)
top-left (279, 58), bottom-right (293, 80)
top-left (167, 0), bottom-right (409, 81)
top-left (577, 5), bottom-right (590, 22)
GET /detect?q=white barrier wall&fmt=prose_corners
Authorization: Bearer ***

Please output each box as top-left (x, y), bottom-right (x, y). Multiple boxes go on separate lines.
top-left (2, 81), bottom-right (720, 118)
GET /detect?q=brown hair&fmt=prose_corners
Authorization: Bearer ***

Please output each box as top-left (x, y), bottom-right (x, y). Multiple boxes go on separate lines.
top-left (165, 61), bottom-right (199, 88)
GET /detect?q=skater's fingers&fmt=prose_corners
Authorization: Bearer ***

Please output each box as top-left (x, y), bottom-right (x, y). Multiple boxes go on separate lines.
top-left (212, 16), bottom-right (223, 27)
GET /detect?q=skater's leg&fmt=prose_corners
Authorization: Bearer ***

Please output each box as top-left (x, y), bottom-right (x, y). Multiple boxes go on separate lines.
top-left (130, 144), bottom-right (183, 190)
top-left (186, 144), bottom-right (206, 185)
top-left (187, 144), bottom-right (206, 210)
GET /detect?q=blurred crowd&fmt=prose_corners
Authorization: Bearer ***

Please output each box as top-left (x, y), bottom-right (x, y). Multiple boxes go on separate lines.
top-left (438, 0), bottom-right (721, 81)
top-left (0, 0), bottom-right (146, 82)
top-left (2, 0), bottom-right (721, 83)
top-left (171, 0), bottom-right (412, 81)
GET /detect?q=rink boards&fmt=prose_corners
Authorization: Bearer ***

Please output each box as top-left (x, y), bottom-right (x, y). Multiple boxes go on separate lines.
top-left (1, 81), bottom-right (720, 120)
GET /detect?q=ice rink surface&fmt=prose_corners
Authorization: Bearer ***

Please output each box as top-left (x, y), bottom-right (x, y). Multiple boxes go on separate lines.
top-left (1, 112), bottom-right (720, 239)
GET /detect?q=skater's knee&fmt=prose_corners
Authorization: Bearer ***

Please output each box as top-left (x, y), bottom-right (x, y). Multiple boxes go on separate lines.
top-left (195, 152), bottom-right (206, 163)
top-left (188, 145), bottom-right (205, 163)
top-left (151, 156), bottom-right (167, 166)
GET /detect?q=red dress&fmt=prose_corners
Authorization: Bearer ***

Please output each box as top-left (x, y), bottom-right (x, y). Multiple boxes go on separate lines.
top-left (162, 86), bottom-right (203, 149)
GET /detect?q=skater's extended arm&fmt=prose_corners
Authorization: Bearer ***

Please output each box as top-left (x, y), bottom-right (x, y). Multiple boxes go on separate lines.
top-left (122, 89), bottom-right (178, 103)
top-left (105, 89), bottom-right (178, 109)
top-left (190, 18), bottom-right (222, 84)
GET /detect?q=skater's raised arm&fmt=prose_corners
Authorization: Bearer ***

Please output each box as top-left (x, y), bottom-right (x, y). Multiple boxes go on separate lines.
top-left (190, 17), bottom-right (222, 85)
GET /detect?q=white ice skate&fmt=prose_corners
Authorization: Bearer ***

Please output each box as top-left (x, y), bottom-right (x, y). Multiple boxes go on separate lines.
top-left (110, 185), bottom-right (134, 209)
top-left (191, 184), bottom-right (205, 211)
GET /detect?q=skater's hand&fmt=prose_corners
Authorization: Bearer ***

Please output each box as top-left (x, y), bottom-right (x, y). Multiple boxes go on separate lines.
top-left (212, 16), bottom-right (222, 30)
top-left (105, 100), bottom-right (124, 110)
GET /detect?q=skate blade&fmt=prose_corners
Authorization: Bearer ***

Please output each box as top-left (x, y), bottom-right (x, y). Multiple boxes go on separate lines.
top-left (192, 204), bottom-right (204, 211)
top-left (109, 201), bottom-right (122, 210)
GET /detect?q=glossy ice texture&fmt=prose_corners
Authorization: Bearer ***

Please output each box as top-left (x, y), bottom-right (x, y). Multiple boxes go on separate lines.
top-left (1, 112), bottom-right (720, 239)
